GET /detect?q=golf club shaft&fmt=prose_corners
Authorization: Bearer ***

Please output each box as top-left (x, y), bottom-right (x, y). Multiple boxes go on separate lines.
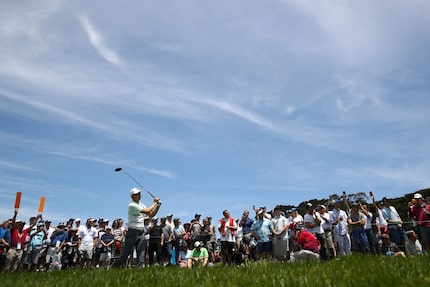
top-left (117, 168), bottom-right (157, 199)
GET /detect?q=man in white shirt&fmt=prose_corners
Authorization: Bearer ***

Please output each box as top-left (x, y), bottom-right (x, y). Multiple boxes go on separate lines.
top-left (78, 218), bottom-right (98, 270)
top-left (218, 210), bottom-right (237, 265)
top-left (304, 203), bottom-right (326, 260)
top-left (270, 206), bottom-right (290, 261)
top-left (330, 200), bottom-right (351, 256)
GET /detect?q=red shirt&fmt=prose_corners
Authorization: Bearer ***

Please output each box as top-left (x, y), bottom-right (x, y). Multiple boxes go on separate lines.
top-left (296, 230), bottom-right (320, 253)
top-left (10, 227), bottom-right (30, 248)
top-left (409, 204), bottom-right (430, 227)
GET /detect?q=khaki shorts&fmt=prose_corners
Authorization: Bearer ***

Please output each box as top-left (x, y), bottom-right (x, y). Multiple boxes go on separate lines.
top-left (79, 245), bottom-right (94, 259)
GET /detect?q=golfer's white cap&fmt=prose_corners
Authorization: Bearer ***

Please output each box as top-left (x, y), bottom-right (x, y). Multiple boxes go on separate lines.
top-left (414, 193), bottom-right (423, 199)
top-left (130, 188), bottom-right (141, 196)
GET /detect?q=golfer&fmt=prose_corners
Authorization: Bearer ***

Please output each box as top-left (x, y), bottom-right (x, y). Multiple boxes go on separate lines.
top-left (111, 188), bottom-right (161, 268)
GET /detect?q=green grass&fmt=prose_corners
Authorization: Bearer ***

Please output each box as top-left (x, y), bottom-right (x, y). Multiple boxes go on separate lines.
top-left (2, 255), bottom-right (430, 287)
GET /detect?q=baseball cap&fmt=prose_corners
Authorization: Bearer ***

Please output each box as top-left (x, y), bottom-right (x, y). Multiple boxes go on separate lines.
top-left (414, 193), bottom-right (423, 199)
top-left (130, 188), bottom-right (141, 196)
top-left (194, 241), bottom-right (201, 248)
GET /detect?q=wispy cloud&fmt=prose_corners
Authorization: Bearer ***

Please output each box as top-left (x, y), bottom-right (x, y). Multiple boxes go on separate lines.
top-left (50, 151), bottom-right (175, 179)
top-left (78, 14), bottom-right (121, 65)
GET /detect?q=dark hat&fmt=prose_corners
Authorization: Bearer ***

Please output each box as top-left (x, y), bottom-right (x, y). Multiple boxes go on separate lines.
top-left (195, 213), bottom-right (201, 217)
top-left (274, 206), bottom-right (282, 211)
top-left (382, 197), bottom-right (389, 202)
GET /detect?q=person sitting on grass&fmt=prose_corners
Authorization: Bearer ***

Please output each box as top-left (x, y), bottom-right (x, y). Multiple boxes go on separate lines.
top-left (191, 241), bottom-right (209, 268)
top-left (404, 230), bottom-right (423, 256)
top-left (379, 233), bottom-right (405, 257)
top-left (177, 240), bottom-right (192, 269)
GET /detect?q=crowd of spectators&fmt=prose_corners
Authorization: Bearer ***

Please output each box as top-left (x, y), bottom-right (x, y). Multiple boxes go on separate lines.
top-left (1, 191), bottom-right (428, 273)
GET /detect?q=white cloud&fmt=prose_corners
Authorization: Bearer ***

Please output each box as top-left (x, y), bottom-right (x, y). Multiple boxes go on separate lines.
top-left (77, 14), bottom-right (121, 65)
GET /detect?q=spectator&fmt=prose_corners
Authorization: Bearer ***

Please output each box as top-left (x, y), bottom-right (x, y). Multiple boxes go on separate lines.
top-left (218, 210), bottom-right (237, 265)
top-left (0, 219), bottom-right (11, 273)
top-left (207, 217), bottom-right (217, 264)
top-left (379, 233), bottom-right (405, 257)
top-left (165, 213), bottom-right (174, 233)
top-left (381, 197), bottom-right (405, 246)
top-left (177, 240), bottom-right (192, 268)
top-left (270, 206), bottom-right (290, 261)
top-left (348, 203), bottom-right (370, 253)
top-left (137, 217), bottom-right (151, 268)
top-left (251, 209), bottom-right (272, 261)
top-left (183, 222), bottom-right (193, 249)
top-left (21, 216), bottom-right (38, 271)
top-left (146, 217), bottom-right (164, 266)
top-left (408, 193), bottom-right (430, 252)
top-left (239, 210), bottom-right (254, 241)
top-left (160, 217), bottom-right (174, 266)
top-left (304, 203), bottom-right (326, 260)
top-left (318, 205), bottom-right (336, 259)
top-left (289, 208), bottom-right (303, 249)
top-left (111, 218), bottom-right (125, 261)
top-left (234, 219), bottom-right (243, 251)
top-left (404, 230), bottom-right (423, 256)
top-left (75, 218), bottom-right (81, 229)
top-left (173, 218), bottom-right (185, 265)
top-left (191, 214), bottom-right (202, 243)
top-left (99, 226), bottom-right (115, 269)
top-left (191, 241), bottom-right (209, 267)
top-left (196, 217), bottom-right (213, 264)
top-left (93, 219), bottom-right (107, 268)
top-left (28, 221), bottom-right (46, 271)
top-left (360, 203), bottom-right (378, 254)
top-left (63, 228), bottom-right (79, 269)
top-left (289, 227), bottom-right (320, 262)
top-left (78, 218), bottom-right (98, 270)
top-left (253, 205), bottom-right (271, 219)
top-left (3, 209), bottom-right (41, 273)
top-left (330, 200), bottom-right (351, 255)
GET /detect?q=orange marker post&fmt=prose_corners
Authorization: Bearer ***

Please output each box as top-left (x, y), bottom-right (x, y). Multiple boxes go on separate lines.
top-left (14, 191), bottom-right (22, 209)
top-left (38, 196), bottom-right (46, 213)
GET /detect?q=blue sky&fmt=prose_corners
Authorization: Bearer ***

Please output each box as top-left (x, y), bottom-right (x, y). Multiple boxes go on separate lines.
top-left (1, 1), bottom-right (429, 226)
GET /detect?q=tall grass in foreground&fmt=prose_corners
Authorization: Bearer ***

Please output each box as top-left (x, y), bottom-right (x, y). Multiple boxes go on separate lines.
top-left (2, 255), bottom-right (429, 287)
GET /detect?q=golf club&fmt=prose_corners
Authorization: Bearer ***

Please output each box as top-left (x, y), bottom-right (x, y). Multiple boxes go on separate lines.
top-left (114, 167), bottom-right (157, 199)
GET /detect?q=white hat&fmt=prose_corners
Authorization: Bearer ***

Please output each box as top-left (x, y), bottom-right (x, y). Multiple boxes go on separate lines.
top-left (130, 188), bottom-right (141, 196)
top-left (414, 193), bottom-right (423, 199)
top-left (194, 241), bottom-right (201, 248)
